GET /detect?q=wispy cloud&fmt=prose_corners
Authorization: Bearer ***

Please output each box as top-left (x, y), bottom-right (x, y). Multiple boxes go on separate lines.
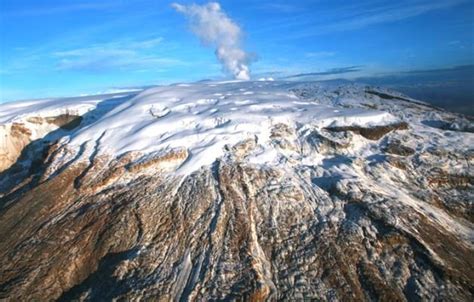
top-left (256, 0), bottom-right (468, 38)
top-left (53, 37), bottom-right (163, 57)
top-left (399, 64), bottom-right (474, 75)
top-left (254, 3), bottom-right (302, 13)
top-left (305, 51), bottom-right (336, 58)
top-left (1, 2), bottom-right (121, 17)
top-left (313, 0), bottom-right (467, 35)
top-left (286, 66), bottom-right (363, 78)
top-left (52, 37), bottom-right (184, 72)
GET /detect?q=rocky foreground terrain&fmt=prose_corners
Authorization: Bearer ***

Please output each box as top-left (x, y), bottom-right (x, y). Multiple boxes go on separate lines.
top-left (0, 80), bottom-right (473, 301)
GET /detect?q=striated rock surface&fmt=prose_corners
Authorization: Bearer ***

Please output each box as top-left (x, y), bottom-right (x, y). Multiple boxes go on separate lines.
top-left (0, 80), bottom-right (473, 301)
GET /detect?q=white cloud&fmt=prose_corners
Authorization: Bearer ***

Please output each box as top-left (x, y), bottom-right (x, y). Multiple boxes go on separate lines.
top-left (172, 2), bottom-right (252, 80)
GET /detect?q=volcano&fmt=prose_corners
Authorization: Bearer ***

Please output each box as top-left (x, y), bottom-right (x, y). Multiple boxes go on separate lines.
top-left (0, 80), bottom-right (473, 301)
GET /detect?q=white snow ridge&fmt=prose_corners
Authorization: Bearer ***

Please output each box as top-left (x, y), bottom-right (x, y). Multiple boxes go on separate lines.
top-left (1, 80), bottom-right (405, 176)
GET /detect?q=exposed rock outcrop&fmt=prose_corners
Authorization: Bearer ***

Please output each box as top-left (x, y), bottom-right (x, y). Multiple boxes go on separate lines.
top-left (0, 114), bottom-right (82, 173)
top-left (325, 122), bottom-right (409, 140)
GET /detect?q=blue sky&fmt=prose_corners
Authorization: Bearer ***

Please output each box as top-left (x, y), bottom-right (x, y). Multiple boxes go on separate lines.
top-left (0, 0), bottom-right (473, 102)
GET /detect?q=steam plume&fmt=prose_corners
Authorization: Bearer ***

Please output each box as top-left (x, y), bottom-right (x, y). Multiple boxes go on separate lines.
top-left (172, 2), bottom-right (251, 80)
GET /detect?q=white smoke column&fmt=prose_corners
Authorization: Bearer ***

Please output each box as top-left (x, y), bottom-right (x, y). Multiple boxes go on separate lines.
top-left (172, 2), bottom-right (251, 80)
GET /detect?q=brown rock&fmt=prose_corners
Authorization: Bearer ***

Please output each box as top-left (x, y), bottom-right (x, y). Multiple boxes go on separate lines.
top-left (325, 122), bottom-right (409, 140)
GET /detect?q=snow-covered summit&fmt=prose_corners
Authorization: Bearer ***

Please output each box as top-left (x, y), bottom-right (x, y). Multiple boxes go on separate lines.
top-left (1, 80), bottom-right (406, 174)
top-left (1, 79), bottom-right (473, 179)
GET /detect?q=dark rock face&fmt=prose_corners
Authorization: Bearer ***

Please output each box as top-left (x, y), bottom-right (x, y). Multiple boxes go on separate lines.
top-left (27, 114), bottom-right (83, 130)
top-left (384, 141), bottom-right (416, 156)
top-left (325, 122), bottom-right (409, 140)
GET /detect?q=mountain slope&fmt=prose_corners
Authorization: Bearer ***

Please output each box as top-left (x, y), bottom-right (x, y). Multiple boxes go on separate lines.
top-left (0, 80), bottom-right (473, 301)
